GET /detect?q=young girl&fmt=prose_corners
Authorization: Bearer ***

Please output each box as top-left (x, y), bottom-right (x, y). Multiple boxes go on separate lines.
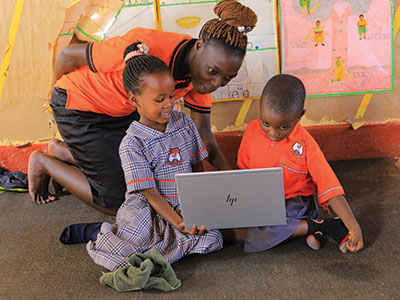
top-left (60, 42), bottom-right (223, 271)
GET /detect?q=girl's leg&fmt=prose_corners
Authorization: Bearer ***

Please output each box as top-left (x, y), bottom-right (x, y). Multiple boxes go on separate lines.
top-left (28, 150), bottom-right (118, 215)
top-left (59, 222), bottom-right (102, 244)
top-left (221, 228), bottom-right (248, 242)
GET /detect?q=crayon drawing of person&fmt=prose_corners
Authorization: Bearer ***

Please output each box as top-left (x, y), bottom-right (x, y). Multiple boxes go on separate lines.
top-left (357, 14), bottom-right (367, 40)
top-left (300, 0), bottom-right (311, 16)
top-left (331, 57), bottom-right (353, 82)
top-left (314, 20), bottom-right (325, 46)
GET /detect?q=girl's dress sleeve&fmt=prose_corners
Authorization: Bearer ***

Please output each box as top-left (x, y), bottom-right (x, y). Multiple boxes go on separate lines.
top-left (119, 136), bottom-right (156, 193)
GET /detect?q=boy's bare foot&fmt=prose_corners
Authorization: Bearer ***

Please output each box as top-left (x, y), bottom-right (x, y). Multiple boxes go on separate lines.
top-left (28, 150), bottom-right (56, 204)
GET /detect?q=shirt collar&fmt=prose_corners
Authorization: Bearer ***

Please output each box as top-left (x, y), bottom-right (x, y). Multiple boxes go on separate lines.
top-left (286, 122), bottom-right (302, 142)
top-left (127, 111), bottom-right (185, 139)
top-left (169, 39), bottom-right (196, 80)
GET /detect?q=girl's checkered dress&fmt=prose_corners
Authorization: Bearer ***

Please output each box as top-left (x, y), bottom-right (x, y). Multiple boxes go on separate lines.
top-left (87, 111), bottom-right (223, 271)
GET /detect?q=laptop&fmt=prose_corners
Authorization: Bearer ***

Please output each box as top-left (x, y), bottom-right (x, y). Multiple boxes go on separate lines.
top-left (175, 168), bottom-right (286, 230)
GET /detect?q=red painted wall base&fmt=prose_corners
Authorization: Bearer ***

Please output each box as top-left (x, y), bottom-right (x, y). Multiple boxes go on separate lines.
top-left (1, 123), bottom-right (400, 173)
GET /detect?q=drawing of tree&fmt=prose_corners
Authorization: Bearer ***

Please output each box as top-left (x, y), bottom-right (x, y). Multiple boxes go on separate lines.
top-left (292, 0), bottom-right (372, 70)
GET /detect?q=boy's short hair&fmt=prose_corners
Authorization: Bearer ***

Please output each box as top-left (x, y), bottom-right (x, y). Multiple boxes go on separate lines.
top-left (261, 74), bottom-right (306, 115)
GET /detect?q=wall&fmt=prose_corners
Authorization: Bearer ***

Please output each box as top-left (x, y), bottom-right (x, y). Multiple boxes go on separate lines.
top-left (0, 0), bottom-right (399, 172)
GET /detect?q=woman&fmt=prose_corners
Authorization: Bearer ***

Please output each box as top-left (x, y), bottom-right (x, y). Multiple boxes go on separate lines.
top-left (28, 0), bottom-right (258, 215)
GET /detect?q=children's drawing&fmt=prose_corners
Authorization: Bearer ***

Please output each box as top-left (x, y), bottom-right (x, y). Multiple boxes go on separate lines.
top-left (300, 0), bottom-right (311, 16)
top-left (357, 14), bottom-right (367, 40)
top-left (280, 0), bottom-right (393, 96)
top-left (331, 56), bottom-right (353, 82)
top-left (312, 20), bottom-right (324, 46)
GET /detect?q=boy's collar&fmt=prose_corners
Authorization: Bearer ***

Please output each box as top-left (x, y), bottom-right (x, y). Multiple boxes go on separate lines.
top-left (286, 122), bottom-right (302, 141)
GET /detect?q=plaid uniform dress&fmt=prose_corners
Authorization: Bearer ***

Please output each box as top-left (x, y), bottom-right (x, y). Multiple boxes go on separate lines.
top-left (87, 111), bottom-right (223, 271)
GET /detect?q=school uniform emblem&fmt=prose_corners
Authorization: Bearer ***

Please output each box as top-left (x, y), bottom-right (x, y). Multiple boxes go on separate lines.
top-left (292, 141), bottom-right (306, 157)
top-left (168, 148), bottom-right (184, 166)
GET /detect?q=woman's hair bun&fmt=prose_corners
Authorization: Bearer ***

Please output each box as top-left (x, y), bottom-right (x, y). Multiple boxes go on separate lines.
top-left (214, 0), bottom-right (257, 30)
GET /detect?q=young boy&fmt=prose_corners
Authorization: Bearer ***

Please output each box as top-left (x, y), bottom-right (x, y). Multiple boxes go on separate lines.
top-left (237, 74), bottom-right (363, 253)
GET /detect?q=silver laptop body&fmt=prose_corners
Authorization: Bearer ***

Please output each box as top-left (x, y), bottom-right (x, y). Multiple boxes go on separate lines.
top-left (175, 168), bottom-right (286, 230)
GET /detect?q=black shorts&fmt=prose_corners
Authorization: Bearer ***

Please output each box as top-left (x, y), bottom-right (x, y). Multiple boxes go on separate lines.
top-left (50, 87), bottom-right (140, 207)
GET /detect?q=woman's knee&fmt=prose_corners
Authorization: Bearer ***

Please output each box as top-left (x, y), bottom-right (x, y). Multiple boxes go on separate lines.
top-left (48, 138), bottom-right (76, 164)
top-left (48, 138), bottom-right (62, 156)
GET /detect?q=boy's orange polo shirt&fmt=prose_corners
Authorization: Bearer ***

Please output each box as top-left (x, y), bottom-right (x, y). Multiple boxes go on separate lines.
top-left (237, 120), bottom-right (344, 206)
top-left (55, 27), bottom-right (211, 117)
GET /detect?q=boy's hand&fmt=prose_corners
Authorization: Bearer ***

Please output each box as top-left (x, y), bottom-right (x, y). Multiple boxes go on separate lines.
top-left (346, 227), bottom-right (364, 252)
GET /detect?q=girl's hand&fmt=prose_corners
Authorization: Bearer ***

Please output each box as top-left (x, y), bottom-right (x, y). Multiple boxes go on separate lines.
top-left (177, 221), bottom-right (207, 235)
top-left (346, 226), bottom-right (364, 253)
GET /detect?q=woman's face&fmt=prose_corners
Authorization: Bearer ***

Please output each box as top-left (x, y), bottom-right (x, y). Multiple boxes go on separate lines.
top-left (189, 40), bottom-right (244, 94)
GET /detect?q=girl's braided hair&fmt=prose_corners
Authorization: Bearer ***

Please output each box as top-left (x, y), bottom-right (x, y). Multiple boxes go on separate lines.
top-left (199, 0), bottom-right (258, 53)
top-left (123, 42), bottom-right (170, 95)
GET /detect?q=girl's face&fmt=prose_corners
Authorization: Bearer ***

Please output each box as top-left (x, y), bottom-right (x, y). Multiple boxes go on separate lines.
top-left (128, 71), bottom-right (176, 132)
top-left (260, 101), bottom-right (304, 142)
top-left (189, 40), bottom-right (244, 94)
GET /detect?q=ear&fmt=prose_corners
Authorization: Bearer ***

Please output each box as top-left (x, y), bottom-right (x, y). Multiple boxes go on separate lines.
top-left (128, 92), bottom-right (139, 108)
top-left (195, 38), bottom-right (204, 51)
top-left (298, 109), bottom-right (306, 121)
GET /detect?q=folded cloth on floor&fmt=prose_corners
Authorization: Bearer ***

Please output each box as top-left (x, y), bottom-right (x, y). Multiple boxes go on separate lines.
top-left (0, 167), bottom-right (28, 194)
top-left (100, 248), bottom-right (181, 292)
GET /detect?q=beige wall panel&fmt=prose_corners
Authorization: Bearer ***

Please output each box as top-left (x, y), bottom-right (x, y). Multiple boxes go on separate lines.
top-left (0, 0), bottom-right (398, 143)
top-left (0, 0), bottom-right (77, 143)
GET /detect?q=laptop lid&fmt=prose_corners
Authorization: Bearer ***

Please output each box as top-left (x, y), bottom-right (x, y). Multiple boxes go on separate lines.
top-left (175, 168), bottom-right (286, 230)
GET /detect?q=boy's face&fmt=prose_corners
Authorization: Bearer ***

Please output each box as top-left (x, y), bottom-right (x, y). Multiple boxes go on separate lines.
top-left (260, 101), bottom-right (304, 142)
top-left (128, 71), bottom-right (176, 132)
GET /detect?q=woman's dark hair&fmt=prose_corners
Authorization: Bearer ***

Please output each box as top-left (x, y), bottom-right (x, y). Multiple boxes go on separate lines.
top-left (123, 42), bottom-right (170, 95)
top-left (199, 0), bottom-right (258, 55)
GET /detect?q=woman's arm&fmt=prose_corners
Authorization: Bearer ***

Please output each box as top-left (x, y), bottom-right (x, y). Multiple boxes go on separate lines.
top-left (190, 110), bottom-right (232, 170)
top-left (192, 161), bottom-right (204, 173)
top-left (52, 44), bottom-right (88, 85)
top-left (141, 187), bottom-right (205, 235)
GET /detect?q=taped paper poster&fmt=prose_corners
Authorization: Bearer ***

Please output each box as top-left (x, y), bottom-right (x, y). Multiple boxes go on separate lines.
top-left (280, 0), bottom-right (393, 97)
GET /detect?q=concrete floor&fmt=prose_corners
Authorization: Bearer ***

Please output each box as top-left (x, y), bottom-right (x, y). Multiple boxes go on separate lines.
top-left (0, 158), bottom-right (399, 300)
